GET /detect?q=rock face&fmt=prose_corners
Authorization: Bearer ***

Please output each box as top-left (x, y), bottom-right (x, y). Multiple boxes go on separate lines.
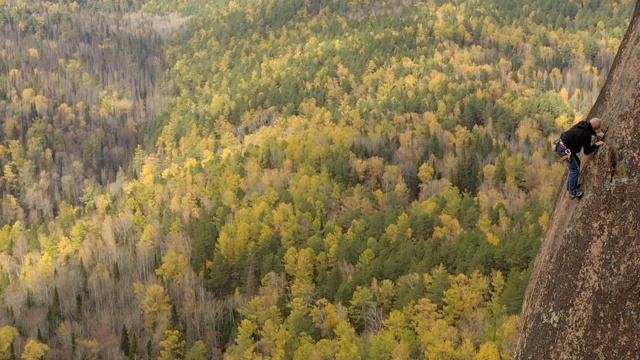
top-left (515, 2), bottom-right (640, 359)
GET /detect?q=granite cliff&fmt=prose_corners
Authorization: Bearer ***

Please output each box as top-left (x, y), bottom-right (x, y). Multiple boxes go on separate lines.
top-left (515, 1), bottom-right (640, 359)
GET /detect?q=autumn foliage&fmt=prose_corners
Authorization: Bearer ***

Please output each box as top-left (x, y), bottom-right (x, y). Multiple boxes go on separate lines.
top-left (0, 0), bottom-right (634, 358)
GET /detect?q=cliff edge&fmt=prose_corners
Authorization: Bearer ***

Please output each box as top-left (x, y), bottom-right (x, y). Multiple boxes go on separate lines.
top-left (515, 1), bottom-right (640, 359)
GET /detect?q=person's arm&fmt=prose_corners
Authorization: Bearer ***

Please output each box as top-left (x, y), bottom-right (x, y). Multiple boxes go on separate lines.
top-left (583, 134), bottom-right (603, 155)
top-left (583, 143), bottom-right (598, 155)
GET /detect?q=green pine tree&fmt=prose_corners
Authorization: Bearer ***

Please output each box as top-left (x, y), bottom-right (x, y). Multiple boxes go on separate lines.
top-left (120, 325), bottom-right (130, 357)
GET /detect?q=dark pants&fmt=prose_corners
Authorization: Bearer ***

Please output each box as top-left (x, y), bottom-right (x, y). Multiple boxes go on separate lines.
top-left (567, 153), bottom-right (580, 194)
top-left (556, 142), bottom-right (580, 195)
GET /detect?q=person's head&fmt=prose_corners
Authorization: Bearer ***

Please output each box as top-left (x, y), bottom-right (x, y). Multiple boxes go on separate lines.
top-left (589, 117), bottom-right (602, 131)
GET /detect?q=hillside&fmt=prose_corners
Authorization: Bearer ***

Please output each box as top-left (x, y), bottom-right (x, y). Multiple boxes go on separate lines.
top-left (515, 1), bottom-right (640, 358)
top-left (0, 0), bottom-right (635, 359)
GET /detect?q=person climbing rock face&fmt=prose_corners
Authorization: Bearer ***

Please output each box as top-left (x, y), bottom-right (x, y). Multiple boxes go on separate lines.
top-left (555, 117), bottom-right (605, 199)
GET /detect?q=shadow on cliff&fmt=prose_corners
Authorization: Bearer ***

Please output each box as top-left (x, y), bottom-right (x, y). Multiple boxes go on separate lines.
top-left (515, 1), bottom-right (640, 359)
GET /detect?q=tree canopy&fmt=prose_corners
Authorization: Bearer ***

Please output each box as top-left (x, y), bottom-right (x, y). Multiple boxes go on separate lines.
top-left (0, 0), bottom-right (633, 358)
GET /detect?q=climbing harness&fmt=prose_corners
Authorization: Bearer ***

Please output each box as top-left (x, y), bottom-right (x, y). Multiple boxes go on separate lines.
top-left (554, 138), bottom-right (571, 161)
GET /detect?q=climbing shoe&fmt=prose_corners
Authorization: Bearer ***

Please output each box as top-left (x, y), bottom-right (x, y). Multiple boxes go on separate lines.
top-left (570, 191), bottom-right (583, 199)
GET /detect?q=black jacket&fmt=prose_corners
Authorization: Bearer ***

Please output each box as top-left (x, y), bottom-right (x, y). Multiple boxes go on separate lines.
top-left (560, 121), bottom-right (597, 155)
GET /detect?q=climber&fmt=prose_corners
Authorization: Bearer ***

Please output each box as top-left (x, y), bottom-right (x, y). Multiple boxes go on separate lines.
top-left (555, 117), bottom-right (605, 199)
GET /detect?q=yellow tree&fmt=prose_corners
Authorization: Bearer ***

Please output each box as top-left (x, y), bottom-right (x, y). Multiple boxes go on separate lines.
top-left (366, 331), bottom-right (395, 360)
top-left (0, 326), bottom-right (18, 360)
top-left (368, 310), bottom-right (415, 360)
top-left (334, 321), bottom-right (361, 360)
top-left (228, 319), bottom-right (258, 359)
top-left (156, 249), bottom-right (190, 284)
top-left (0, 226), bottom-right (12, 252)
top-left (311, 299), bottom-right (345, 338)
top-left (136, 283), bottom-right (171, 332)
top-left (496, 315), bottom-right (520, 359)
top-left (475, 342), bottom-right (501, 360)
top-left (159, 330), bottom-right (186, 360)
top-left (21, 339), bottom-right (49, 360)
top-left (256, 319), bottom-right (289, 360)
top-left (443, 272), bottom-right (489, 325)
top-left (371, 278), bottom-right (395, 319)
top-left (409, 296), bottom-right (459, 358)
top-left (420, 319), bottom-right (458, 360)
top-left (417, 162), bottom-right (435, 200)
top-left (290, 248), bottom-right (316, 303)
top-left (186, 340), bottom-right (208, 360)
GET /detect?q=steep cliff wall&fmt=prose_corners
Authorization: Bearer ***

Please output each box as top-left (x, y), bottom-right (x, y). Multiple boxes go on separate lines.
top-left (515, 1), bottom-right (640, 359)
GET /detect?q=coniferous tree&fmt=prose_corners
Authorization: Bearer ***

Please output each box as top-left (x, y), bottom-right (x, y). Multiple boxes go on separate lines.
top-left (120, 325), bottom-right (130, 357)
top-left (113, 262), bottom-right (121, 281)
top-left (46, 288), bottom-right (62, 337)
top-left (453, 148), bottom-right (480, 195)
top-left (129, 333), bottom-right (139, 360)
top-left (75, 294), bottom-right (82, 320)
top-left (146, 339), bottom-right (152, 360)
top-left (71, 333), bottom-right (76, 357)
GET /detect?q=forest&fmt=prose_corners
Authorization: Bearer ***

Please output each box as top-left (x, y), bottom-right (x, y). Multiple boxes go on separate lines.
top-left (0, 0), bottom-right (634, 358)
